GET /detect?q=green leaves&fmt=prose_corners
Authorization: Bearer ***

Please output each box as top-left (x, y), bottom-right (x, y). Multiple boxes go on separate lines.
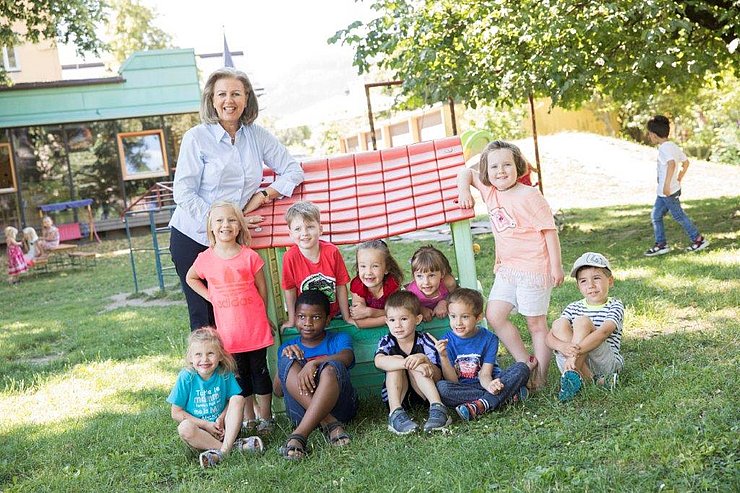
top-left (0, 0), bottom-right (105, 55)
top-left (106, 0), bottom-right (173, 64)
top-left (331, 0), bottom-right (739, 109)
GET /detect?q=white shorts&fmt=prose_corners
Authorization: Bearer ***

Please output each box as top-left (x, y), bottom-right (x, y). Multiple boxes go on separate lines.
top-left (488, 276), bottom-right (552, 317)
top-left (555, 341), bottom-right (623, 375)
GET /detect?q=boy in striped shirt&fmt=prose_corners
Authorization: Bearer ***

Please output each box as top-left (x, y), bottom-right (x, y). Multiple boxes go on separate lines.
top-left (547, 252), bottom-right (624, 402)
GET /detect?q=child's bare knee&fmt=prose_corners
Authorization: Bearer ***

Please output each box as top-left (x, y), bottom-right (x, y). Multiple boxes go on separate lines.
top-left (386, 369), bottom-right (405, 381)
top-left (177, 420), bottom-right (197, 439)
top-left (526, 319), bottom-right (548, 336)
top-left (551, 318), bottom-right (571, 334)
top-left (320, 364), bottom-right (338, 378)
top-left (573, 316), bottom-right (595, 332)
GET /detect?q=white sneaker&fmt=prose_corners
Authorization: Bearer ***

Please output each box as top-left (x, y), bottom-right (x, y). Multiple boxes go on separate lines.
top-left (686, 236), bottom-right (709, 252)
top-left (644, 244), bottom-right (670, 256)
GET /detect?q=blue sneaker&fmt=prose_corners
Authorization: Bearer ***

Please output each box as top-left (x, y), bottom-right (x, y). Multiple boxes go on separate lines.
top-left (423, 403), bottom-right (452, 432)
top-left (558, 370), bottom-right (583, 402)
top-left (508, 386), bottom-right (529, 404)
top-left (388, 407), bottom-right (419, 435)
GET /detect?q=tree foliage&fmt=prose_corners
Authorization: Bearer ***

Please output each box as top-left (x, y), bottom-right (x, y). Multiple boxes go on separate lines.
top-left (331, 0), bottom-right (739, 109)
top-left (0, 0), bottom-right (105, 54)
top-left (106, 0), bottom-right (172, 64)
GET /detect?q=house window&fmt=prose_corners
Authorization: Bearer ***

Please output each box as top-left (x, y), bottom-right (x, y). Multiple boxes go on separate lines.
top-left (2, 46), bottom-right (20, 72)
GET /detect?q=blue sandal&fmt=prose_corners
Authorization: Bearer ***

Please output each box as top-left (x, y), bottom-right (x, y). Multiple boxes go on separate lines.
top-left (558, 370), bottom-right (583, 402)
top-left (198, 449), bottom-right (223, 468)
top-left (278, 434), bottom-right (308, 460)
top-left (322, 421), bottom-right (351, 446)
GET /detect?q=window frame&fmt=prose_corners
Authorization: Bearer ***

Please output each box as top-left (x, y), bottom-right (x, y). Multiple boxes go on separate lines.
top-left (0, 143), bottom-right (18, 193)
top-left (2, 45), bottom-right (20, 72)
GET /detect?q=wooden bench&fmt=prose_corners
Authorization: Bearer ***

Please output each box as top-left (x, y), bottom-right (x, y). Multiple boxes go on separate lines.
top-left (47, 243), bottom-right (78, 253)
top-left (249, 136), bottom-right (477, 396)
top-left (69, 251), bottom-right (97, 267)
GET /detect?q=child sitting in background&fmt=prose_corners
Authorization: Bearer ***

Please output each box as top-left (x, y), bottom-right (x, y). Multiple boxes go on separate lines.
top-left (38, 216), bottom-right (60, 250)
top-left (5, 226), bottom-right (28, 284)
top-left (375, 291), bottom-right (450, 434)
top-left (274, 290), bottom-right (358, 460)
top-left (281, 201), bottom-right (353, 329)
top-left (432, 288), bottom-right (536, 421)
top-left (406, 245), bottom-right (458, 321)
top-left (546, 252), bottom-right (624, 402)
top-left (167, 327), bottom-right (263, 469)
top-left (22, 227), bottom-right (44, 262)
top-left (350, 239), bottom-right (404, 328)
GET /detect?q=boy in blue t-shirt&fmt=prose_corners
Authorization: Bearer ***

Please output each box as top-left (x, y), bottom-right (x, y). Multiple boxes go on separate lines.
top-left (273, 290), bottom-right (358, 460)
top-left (432, 288), bottom-right (537, 421)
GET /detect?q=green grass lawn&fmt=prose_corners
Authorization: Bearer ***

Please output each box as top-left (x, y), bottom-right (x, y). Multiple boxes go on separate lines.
top-left (1, 196), bottom-right (738, 492)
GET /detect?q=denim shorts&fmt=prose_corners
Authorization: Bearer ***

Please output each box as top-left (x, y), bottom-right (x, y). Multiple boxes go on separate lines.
top-left (278, 357), bottom-right (358, 426)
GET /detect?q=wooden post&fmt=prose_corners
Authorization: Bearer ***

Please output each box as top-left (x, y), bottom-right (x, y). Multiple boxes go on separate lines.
top-left (364, 81), bottom-right (404, 151)
top-left (365, 84), bottom-right (376, 151)
top-left (528, 94), bottom-right (544, 194)
top-left (448, 96), bottom-right (458, 135)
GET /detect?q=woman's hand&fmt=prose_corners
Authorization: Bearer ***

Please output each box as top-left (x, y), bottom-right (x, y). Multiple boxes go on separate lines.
top-left (244, 187), bottom-right (277, 215)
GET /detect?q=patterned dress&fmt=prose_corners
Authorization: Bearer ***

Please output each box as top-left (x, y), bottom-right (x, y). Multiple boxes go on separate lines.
top-left (7, 243), bottom-right (28, 276)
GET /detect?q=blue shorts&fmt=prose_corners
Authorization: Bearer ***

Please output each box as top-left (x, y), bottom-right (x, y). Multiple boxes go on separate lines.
top-left (278, 357), bottom-right (358, 426)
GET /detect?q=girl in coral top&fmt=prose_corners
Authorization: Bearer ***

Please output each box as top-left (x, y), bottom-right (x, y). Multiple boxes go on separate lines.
top-left (186, 200), bottom-right (275, 434)
top-left (457, 141), bottom-right (564, 390)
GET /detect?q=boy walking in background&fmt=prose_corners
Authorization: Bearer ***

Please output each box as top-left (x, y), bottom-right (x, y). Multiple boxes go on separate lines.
top-left (547, 252), bottom-right (624, 402)
top-left (644, 115), bottom-right (709, 256)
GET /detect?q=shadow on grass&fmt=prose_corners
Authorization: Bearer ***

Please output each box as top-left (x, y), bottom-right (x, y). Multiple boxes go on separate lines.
top-left (0, 303), bottom-right (188, 391)
top-left (2, 325), bottom-right (737, 491)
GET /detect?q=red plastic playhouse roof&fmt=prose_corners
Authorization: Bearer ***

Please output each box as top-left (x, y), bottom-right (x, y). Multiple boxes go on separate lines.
top-left (250, 136), bottom-right (474, 249)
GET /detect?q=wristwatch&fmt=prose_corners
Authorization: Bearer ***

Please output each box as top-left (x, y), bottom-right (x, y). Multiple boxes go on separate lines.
top-left (260, 190), bottom-right (270, 201)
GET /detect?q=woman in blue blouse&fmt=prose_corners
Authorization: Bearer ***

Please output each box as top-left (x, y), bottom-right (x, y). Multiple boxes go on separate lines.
top-left (170, 67), bottom-right (304, 330)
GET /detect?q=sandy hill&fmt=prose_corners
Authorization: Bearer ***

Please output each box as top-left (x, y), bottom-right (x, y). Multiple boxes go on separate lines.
top-left (493, 132), bottom-right (740, 212)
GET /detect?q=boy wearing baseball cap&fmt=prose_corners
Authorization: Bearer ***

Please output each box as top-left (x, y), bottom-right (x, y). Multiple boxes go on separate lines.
top-left (546, 252), bottom-right (624, 402)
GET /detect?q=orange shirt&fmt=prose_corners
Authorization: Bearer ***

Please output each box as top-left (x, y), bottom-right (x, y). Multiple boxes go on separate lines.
top-left (193, 246), bottom-right (273, 353)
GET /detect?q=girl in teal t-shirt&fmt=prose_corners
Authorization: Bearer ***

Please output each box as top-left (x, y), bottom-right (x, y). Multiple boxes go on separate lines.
top-left (167, 328), bottom-right (263, 468)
